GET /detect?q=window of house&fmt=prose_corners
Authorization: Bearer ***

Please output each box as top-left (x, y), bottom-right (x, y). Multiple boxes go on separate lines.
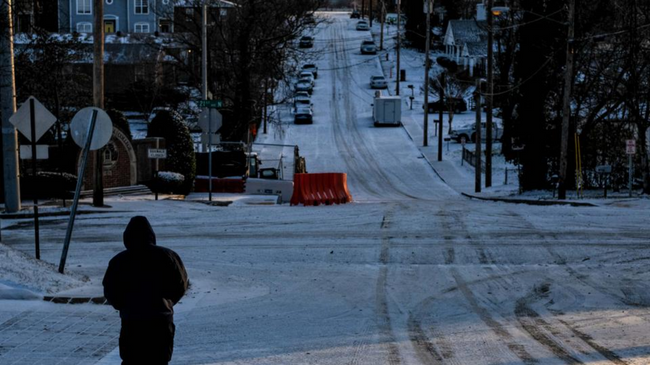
top-left (77, 0), bottom-right (92, 14)
top-left (135, 0), bottom-right (149, 14)
top-left (134, 23), bottom-right (150, 33)
top-left (76, 22), bottom-right (92, 33)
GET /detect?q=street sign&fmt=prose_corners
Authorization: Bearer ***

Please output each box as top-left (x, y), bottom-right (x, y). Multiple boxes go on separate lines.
top-left (198, 108), bottom-right (223, 133)
top-left (200, 133), bottom-right (221, 146)
top-left (595, 165), bottom-right (612, 174)
top-left (148, 148), bottom-right (167, 159)
top-left (9, 96), bottom-right (57, 142)
top-left (70, 107), bottom-right (113, 150)
top-left (19, 145), bottom-right (48, 160)
top-left (197, 100), bottom-right (222, 108)
top-left (626, 139), bottom-right (636, 155)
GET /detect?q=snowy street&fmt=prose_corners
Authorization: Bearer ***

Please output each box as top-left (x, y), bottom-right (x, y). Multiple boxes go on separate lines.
top-left (1, 12), bottom-right (650, 365)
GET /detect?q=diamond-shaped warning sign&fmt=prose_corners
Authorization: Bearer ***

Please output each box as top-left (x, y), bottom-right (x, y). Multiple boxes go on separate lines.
top-left (9, 96), bottom-right (57, 142)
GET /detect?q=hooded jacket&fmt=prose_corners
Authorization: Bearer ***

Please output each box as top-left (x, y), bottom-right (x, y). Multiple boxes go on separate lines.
top-left (103, 216), bottom-right (189, 320)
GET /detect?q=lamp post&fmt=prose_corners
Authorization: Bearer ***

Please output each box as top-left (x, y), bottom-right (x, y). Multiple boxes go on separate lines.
top-left (475, 79), bottom-right (483, 193)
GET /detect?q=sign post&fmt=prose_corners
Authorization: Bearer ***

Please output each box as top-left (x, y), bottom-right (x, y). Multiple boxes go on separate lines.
top-left (59, 107), bottom-right (112, 274)
top-left (626, 139), bottom-right (636, 197)
top-left (199, 107), bottom-right (222, 202)
top-left (9, 96), bottom-right (57, 259)
top-left (148, 145), bottom-right (167, 201)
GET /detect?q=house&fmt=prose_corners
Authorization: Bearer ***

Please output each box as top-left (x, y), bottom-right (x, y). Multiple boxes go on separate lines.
top-left (58, 0), bottom-right (176, 34)
top-left (58, 0), bottom-right (235, 34)
top-left (443, 19), bottom-right (487, 77)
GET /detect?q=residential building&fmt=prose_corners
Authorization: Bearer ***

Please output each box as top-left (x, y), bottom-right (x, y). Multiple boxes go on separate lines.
top-left (443, 19), bottom-right (487, 77)
top-left (58, 0), bottom-right (176, 34)
top-left (58, 0), bottom-right (235, 35)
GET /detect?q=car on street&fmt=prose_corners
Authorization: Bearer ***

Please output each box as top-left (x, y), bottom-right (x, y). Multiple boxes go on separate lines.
top-left (293, 92), bottom-right (312, 110)
top-left (449, 122), bottom-right (503, 143)
top-left (423, 97), bottom-right (467, 113)
top-left (298, 71), bottom-right (315, 87)
top-left (301, 64), bottom-right (318, 79)
top-left (356, 20), bottom-right (370, 31)
top-left (299, 35), bottom-right (314, 48)
top-left (370, 75), bottom-right (388, 89)
top-left (360, 40), bottom-right (377, 54)
top-left (294, 105), bottom-right (313, 124)
top-left (295, 78), bottom-right (313, 93)
top-left (350, 10), bottom-right (361, 19)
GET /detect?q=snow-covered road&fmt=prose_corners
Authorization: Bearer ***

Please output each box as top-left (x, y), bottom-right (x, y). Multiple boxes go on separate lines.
top-left (1, 12), bottom-right (650, 365)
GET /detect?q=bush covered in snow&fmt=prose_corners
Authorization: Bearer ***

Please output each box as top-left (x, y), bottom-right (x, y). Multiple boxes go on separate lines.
top-left (151, 171), bottom-right (185, 194)
top-left (148, 110), bottom-right (196, 194)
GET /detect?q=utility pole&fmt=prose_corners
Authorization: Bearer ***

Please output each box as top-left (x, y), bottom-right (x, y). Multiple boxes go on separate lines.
top-left (438, 72), bottom-right (444, 161)
top-left (423, 0), bottom-right (431, 147)
top-left (361, 0), bottom-right (365, 18)
top-left (475, 79), bottom-right (482, 193)
top-left (92, 0), bottom-right (104, 207)
top-left (202, 3), bottom-right (208, 100)
top-left (0, 0), bottom-right (21, 213)
top-left (395, 0), bottom-right (401, 96)
top-left (485, 0), bottom-right (494, 188)
top-left (379, 0), bottom-right (384, 50)
top-left (369, 0), bottom-right (373, 27)
top-left (558, 0), bottom-right (575, 199)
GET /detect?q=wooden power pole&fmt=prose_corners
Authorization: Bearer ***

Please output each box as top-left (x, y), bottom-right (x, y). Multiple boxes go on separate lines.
top-left (558, 0), bottom-right (575, 199)
top-left (92, 0), bottom-right (105, 207)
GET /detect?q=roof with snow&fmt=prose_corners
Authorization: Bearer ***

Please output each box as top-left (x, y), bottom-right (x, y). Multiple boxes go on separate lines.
top-left (444, 20), bottom-right (487, 46)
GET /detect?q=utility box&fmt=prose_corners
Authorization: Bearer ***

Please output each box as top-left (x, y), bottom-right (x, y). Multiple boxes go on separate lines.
top-left (373, 96), bottom-right (402, 127)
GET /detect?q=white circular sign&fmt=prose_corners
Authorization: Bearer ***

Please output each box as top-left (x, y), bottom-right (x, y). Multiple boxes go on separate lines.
top-left (70, 107), bottom-right (113, 150)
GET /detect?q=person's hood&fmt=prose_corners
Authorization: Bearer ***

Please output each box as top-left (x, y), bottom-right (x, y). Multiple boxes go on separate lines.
top-left (123, 216), bottom-right (156, 250)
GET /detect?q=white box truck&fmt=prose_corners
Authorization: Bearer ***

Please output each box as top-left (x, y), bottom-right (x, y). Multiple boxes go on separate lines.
top-left (373, 95), bottom-right (401, 127)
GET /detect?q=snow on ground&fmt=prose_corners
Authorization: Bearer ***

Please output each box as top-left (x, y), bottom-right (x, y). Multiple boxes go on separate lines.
top-left (1, 11), bottom-right (650, 365)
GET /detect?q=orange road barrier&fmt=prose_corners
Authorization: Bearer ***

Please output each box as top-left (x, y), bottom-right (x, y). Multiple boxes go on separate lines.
top-left (290, 173), bottom-right (353, 206)
top-left (194, 176), bottom-right (245, 193)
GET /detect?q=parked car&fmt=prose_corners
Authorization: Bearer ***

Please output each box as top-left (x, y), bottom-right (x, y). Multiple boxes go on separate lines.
top-left (294, 105), bottom-right (313, 124)
top-left (299, 35), bottom-right (314, 48)
top-left (350, 10), bottom-right (361, 19)
top-left (293, 94), bottom-right (312, 110)
top-left (301, 64), bottom-right (318, 79)
top-left (298, 71), bottom-right (315, 87)
top-left (360, 40), bottom-right (377, 54)
top-left (295, 78), bottom-right (313, 93)
top-left (423, 97), bottom-right (467, 113)
top-left (370, 75), bottom-right (388, 89)
top-left (294, 91), bottom-right (310, 99)
top-left (304, 14), bottom-right (316, 24)
top-left (449, 122), bottom-right (503, 143)
top-left (356, 20), bottom-right (370, 31)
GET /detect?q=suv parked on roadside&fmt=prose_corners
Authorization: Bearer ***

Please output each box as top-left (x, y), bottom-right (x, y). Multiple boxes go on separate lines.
top-left (301, 64), bottom-right (318, 79)
top-left (423, 97), bottom-right (467, 113)
top-left (449, 122), bottom-right (503, 143)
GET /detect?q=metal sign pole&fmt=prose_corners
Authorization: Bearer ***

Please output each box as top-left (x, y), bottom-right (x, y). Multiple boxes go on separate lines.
top-left (59, 110), bottom-right (98, 274)
top-left (155, 138), bottom-right (160, 201)
top-left (29, 98), bottom-right (40, 259)
top-left (629, 153), bottom-right (633, 197)
top-left (208, 109), bottom-right (213, 202)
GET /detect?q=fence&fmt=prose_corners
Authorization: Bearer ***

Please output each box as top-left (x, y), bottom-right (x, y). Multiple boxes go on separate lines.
top-left (462, 146), bottom-right (485, 172)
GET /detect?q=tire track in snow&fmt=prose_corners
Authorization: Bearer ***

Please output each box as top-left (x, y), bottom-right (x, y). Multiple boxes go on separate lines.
top-left (506, 210), bottom-right (630, 364)
top-left (328, 19), bottom-right (424, 202)
top-left (376, 206), bottom-right (401, 365)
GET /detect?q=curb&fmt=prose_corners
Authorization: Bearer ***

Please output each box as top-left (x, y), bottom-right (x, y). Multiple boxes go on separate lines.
top-left (460, 193), bottom-right (597, 207)
top-left (43, 295), bottom-right (108, 305)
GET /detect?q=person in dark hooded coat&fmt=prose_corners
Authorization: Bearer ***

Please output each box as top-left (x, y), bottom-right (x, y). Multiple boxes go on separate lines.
top-left (103, 216), bottom-right (189, 365)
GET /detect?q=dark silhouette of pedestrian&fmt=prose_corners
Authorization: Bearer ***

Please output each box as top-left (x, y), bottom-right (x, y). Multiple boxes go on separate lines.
top-left (103, 216), bottom-right (189, 365)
